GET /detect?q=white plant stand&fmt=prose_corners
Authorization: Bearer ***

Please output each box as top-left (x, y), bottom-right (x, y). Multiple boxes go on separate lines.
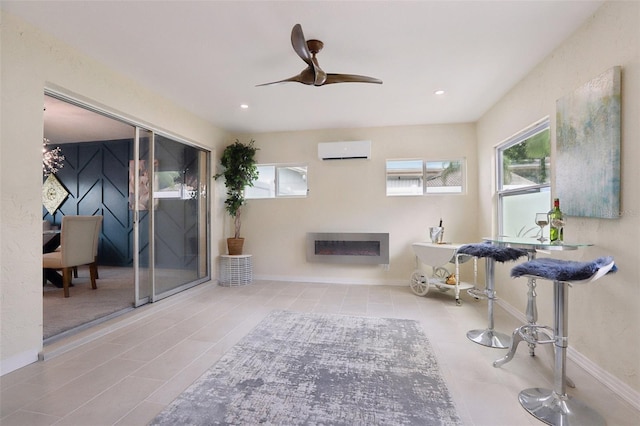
top-left (219, 254), bottom-right (252, 287)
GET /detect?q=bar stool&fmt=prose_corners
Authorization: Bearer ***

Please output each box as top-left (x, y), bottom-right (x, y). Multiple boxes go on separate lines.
top-left (503, 256), bottom-right (616, 426)
top-left (457, 243), bottom-right (528, 348)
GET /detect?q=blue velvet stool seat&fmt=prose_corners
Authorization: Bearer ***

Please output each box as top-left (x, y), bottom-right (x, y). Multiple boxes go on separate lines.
top-left (497, 256), bottom-right (616, 426)
top-left (457, 243), bottom-right (528, 348)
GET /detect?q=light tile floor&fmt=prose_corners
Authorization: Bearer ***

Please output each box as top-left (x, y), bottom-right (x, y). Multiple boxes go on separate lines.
top-left (1, 280), bottom-right (638, 425)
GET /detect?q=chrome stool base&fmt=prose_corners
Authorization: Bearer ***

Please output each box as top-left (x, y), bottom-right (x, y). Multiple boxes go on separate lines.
top-left (466, 328), bottom-right (511, 349)
top-left (508, 257), bottom-right (617, 426)
top-left (519, 388), bottom-right (605, 426)
top-left (459, 251), bottom-right (524, 349)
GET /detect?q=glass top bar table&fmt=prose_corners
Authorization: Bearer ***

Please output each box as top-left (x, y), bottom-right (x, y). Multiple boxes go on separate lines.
top-left (482, 236), bottom-right (592, 252)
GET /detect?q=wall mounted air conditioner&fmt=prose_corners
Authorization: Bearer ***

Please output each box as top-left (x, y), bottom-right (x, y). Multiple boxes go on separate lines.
top-left (318, 140), bottom-right (371, 160)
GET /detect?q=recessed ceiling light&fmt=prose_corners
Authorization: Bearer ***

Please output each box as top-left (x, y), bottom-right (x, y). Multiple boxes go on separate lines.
top-left (434, 90), bottom-right (446, 96)
top-left (240, 104), bottom-right (249, 109)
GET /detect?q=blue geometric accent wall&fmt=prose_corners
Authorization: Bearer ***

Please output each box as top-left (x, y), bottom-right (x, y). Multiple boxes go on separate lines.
top-left (43, 138), bottom-right (197, 270)
top-left (43, 139), bottom-right (136, 266)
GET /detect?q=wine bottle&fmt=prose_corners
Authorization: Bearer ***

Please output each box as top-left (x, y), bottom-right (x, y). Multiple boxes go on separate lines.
top-left (549, 198), bottom-right (564, 243)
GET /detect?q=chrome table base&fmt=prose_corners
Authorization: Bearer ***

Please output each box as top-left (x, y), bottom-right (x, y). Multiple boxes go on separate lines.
top-left (519, 388), bottom-right (605, 426)
top-left (493, 322), bottom-right (576, 388)
top-left (493, 275), bottom-right (576, 388)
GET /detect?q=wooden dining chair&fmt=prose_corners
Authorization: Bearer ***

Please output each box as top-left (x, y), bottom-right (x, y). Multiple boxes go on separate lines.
top-left (43, 215), bottom-right (103, 297)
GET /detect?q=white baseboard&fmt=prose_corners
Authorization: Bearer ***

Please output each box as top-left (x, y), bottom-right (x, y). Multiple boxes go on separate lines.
top-left (253, 274), bottom-right (407, 286)
top-left (497, 299), bottom-right (640, 411)
top-left (0, 349), bottom-right (39, 376)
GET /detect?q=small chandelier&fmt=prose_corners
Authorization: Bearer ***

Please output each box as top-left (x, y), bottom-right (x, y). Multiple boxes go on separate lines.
top-left (43, 138), bottom-right (65, 176)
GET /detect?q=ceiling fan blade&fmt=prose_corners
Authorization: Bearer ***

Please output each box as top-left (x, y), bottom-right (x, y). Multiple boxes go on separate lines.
top-left (324, 74), bottom-right (383, 85)
top-left (311, 57), bottom-right (327, 86)
top-left (291, 24), bottom-right (313, 67)
top-left (256, 67), bottom-right (316, 86)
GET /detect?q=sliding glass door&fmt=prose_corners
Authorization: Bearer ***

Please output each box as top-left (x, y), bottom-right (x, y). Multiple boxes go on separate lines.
top-left (132, 130), bottom-right (210, 304)
top-left (150, 134), bottom-right (209, 300)
top-left (44, 92), bottom-right (210, 312)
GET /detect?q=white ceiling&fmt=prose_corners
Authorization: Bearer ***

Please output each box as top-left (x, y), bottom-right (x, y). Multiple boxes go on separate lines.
top-left (43, 95), bottom-right (135, 143)
top-left (4, 1), bottom-right (604, 135)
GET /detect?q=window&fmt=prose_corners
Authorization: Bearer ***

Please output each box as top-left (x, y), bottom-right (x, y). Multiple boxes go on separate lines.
top-left (497, 118), bottom-right (551, 237)
top-left (245, 164), bottom-right (308, 199)
top-left (386, 159), bottom-right (464, 196)
top-left (245, 165), bottom-right (275, 199)
top-left (425, 160), bottom-right (463, 194)
top-left (276, 165), bottom-right (308, 196)
top-left (386, 160), bottom-right (423, 196)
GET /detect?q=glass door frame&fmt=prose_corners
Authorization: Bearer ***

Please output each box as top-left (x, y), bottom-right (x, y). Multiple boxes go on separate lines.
top-left (133, 127), bottom-right (155, 306)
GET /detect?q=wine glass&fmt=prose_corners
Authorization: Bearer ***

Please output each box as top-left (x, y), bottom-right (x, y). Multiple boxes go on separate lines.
top-left (550, 217), bottom-right (565, 244)
top-left (535, 213), bottom-right (549, 242)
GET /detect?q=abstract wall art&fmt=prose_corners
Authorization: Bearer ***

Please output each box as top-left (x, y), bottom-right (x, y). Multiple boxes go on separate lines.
top-left (42, 174), bottom-right (69, 215)
top-left (556, 66), bottom-right (621, 219)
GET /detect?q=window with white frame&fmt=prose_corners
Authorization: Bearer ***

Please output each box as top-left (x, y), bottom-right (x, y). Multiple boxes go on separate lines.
top-left (386, 159), bottom-right (465, 196)
top-left (497, 118), bottom-right (551, 238)
top-left (245, 164), bottom-right (308, 199)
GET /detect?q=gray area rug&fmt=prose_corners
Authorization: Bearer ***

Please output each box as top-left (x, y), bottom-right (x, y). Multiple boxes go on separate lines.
top-left (152, 310), bottom-right (461, 425)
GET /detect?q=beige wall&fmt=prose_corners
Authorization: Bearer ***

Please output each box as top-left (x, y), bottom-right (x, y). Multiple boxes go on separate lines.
top-left (0, 11), bottom-right (229, 374)
top-left (476, 0), bottom-right (639, 394)
top-left (233, 124), bottom-right (478, 284)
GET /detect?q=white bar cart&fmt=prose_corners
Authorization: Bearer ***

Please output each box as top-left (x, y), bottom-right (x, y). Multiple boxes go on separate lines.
top-left (410, 242), bottom-right (477, 305)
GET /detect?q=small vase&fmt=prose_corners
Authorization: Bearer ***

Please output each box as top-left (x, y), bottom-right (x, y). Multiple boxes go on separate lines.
top-left (227, 237), bottom-right (245, 255)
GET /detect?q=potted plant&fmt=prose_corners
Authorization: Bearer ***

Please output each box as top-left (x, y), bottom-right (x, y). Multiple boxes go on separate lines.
top-left (214, 139), bottom-right (259, 255)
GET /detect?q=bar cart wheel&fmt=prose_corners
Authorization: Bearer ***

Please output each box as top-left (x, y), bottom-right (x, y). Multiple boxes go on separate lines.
top-left (410, 270), bottom-right (430, 296)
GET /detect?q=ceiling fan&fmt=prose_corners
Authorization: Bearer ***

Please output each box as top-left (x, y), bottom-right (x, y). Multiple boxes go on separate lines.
top-left (257, 24), bottom-right (382, 87)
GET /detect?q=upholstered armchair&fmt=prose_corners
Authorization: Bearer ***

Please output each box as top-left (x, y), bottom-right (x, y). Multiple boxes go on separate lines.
top-left (43, 215), bottom-right (103, 297)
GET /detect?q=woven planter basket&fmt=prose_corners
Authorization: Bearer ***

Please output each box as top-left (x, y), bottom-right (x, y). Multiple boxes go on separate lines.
top-left (227, 238), bottom-right (245, 255)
